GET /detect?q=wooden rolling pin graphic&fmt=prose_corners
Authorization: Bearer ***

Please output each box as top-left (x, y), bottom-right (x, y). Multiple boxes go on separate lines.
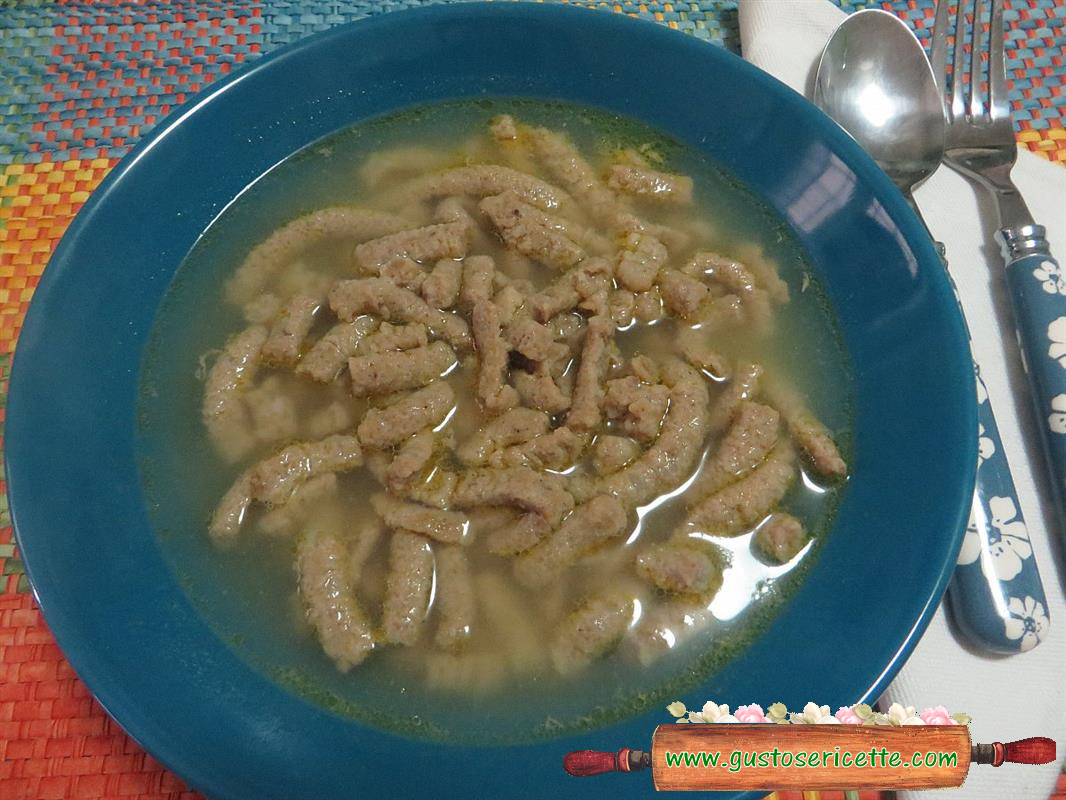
top-left (564, 725), bottom-right (1056, 791)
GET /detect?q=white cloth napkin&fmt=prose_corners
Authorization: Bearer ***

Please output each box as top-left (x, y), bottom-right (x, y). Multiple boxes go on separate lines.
top-left (738, 1), bottom-right (1066, 798)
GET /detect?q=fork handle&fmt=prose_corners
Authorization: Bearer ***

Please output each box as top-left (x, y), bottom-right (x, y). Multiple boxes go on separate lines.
top-left (937, 258), bottom-right (1048, 653)
top-left (999, 224), bottom-right (1066, 525)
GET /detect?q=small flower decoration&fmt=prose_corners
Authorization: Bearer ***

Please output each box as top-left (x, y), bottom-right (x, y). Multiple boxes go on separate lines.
top-left (1048, 317), bottom-right (1066, 367)
top-left (668, 701), bottom-right (741, 723)
top-left (986, 496), bottom-right (1032, 581)
top-left (977, 423), bottom-right (995, 468)
top-left (695, 702), bottom-right (739, 723)
top-left (957, 510), bottom-right (981, 566)
top-left (885, 703), bottom-right (917, 725)
top-left (734, 704), bottom-right (771, 724)
top-left (1004, 596), bottom-right (1050, 652)
top-left (835, 706), bottom-right (863, 725)
top-left (669, 702), bottom-right (969, 725)
top-left (920, 706), bottom-right (960, 725)
top-left (1034, 259), bottom-right (1066, 296)
top-left (791, 702), bottom-right (839, 725)
top-left (1048, 394), bottom-right (1066, 434)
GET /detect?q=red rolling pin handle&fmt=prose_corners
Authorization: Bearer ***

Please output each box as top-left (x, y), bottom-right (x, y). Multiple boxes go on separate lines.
top-left (972, 738), bottom-right (1057, 766)
top-left (563, 748), bottom-right (648, 777)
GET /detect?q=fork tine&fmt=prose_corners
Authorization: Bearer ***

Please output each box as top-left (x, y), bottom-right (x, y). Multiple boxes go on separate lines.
top-left (931, 0), bottom-right (952, 105)
top-left (951, 0), bottom-right (970, 119)
top-left (989, 0), bottom-right (1008, 118)
top-left (970, 0), bottom-right (987, 118)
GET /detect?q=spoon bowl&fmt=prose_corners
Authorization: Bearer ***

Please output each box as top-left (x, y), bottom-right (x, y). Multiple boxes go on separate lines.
top-left (814, 9), bottom-right (945, 195)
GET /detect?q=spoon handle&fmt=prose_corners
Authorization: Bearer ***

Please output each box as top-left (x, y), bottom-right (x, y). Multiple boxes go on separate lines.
top-left (938, 251), bottom-right (1049, 653)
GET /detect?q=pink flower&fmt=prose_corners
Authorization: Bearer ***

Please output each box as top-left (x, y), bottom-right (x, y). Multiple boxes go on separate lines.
top-left (920, 706), bottom-right (958, 725)
top-left (734, 704), bottom-right (771, 724)
top-left (835, 706), bottom-right (863, 725)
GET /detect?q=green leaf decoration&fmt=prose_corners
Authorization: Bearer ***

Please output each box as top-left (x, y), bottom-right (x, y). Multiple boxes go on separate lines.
top-left (950, 713), bottom-right (972, 725)
top-left (766, 702), bottom-right (789, 724)
top-left (853, 703), bottom-right (873, 719)
top-left (667, 701), bottom-right (687, 718)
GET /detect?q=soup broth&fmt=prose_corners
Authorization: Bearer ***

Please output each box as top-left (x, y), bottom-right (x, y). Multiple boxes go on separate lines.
top-left (138, 99), bottom-right (851, 743)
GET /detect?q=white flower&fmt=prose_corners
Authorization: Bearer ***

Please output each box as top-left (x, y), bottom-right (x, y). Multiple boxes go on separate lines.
top-left (1004, 596), bottom-right (1050, 652)
top-left (1034, 259), bottom-right (1066, 296)
top-left (901, 716), bottom-right (927, 726)
top-left (696, 702), bottom-right (739, 723)
top-left (1048, 317), bottom-right (1066, 367)
top-left (987, 496), bottom-right (1032, 580)
top-left (977, 423), bottom-right (995, 467)
top-left (886, 703), bottom-right (917, 725)
top-left (795, 703), bottom-right (836, 724)
top-left (957, 510), bottom-right (981, 566)
top-left (1048, 394), bottom-right (1066, 434)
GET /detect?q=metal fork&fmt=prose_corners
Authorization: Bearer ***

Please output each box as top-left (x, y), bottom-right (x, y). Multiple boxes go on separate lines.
top-left (932, 0), bottom-right (1066, 531)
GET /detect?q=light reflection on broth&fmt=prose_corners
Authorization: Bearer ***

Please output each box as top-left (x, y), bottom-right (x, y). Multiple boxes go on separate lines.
top-left (137, 99), bottom-right (851, 743)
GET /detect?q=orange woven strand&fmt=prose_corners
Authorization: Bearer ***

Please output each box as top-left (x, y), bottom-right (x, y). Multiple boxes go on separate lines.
top-left (0, 158), bottom-right (117, 357)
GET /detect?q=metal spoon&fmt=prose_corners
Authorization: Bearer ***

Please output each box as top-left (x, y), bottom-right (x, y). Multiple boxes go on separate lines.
top-left (815, 9), bottom-right (1048, 654)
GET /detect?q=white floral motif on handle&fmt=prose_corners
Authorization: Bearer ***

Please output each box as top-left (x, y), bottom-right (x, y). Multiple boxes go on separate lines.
top-left (986, 496), bottom-right (1032, 581)
top-left (1034, 259), bottom-right (1066, 296)
top-left (977, 423), bottom-right (995, 467)
top-left (1048, 317), bottom-right (1066, 367)
top-left (957, 510), bottom-right (980, 566)
top-left (1048, 394), bottom-right (1066, 434)
top-left (1004, 596), bottom-right (1049, 652)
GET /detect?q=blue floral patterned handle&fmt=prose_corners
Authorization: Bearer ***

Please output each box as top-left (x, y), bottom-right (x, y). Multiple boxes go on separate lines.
top-left (941, 265), bottom-right (1050, 653)
top-left (949, 362), bottom-right (1050, 652)
top-left (1003, 240), bottom-right (1066, 523)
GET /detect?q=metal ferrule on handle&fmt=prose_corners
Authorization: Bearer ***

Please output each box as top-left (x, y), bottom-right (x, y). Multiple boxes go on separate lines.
top-left (999, 224), bottom-right (1066, 532)
top-left (1000, 223), bottom-right (1053, 261)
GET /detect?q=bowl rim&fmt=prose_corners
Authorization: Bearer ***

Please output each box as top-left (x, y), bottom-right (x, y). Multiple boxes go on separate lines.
top-left (6, 4), bottom-right (976, 799)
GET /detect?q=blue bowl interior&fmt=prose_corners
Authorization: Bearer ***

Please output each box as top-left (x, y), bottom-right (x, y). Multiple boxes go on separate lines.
top-left (6, 5), bottom-right (975, 800)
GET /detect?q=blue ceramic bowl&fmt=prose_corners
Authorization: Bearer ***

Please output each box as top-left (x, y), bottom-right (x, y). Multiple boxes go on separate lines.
top-left (6, 4), bottom-right (975, 798)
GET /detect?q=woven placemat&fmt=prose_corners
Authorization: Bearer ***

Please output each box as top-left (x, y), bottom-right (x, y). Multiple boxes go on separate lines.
top-left (1, 2), bottom-right (1063, 798)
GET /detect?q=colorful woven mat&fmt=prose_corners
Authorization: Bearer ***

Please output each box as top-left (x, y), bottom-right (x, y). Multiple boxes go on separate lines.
top-left (1, 2), bottom-right (1063, 798)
